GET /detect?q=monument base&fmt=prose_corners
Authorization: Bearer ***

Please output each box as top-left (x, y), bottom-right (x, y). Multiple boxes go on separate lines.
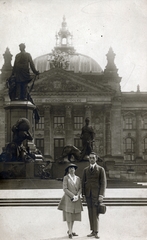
top-left (0, 161), bottom-right (52, 179)
top-left (4, 100), bottom-right (35, 144)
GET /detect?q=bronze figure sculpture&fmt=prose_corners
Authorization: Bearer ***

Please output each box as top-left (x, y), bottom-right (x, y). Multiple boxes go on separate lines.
top-left (80, 117), bottom-right (95, 159)
top-left (7, 43), bottom-right (39, 101)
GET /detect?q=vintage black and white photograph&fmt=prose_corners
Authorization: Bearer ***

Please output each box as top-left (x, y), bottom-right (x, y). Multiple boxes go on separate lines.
top-left (0, 0), bottom-right (147, 239)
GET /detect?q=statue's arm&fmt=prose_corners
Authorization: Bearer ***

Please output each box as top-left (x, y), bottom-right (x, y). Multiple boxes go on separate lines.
top-left (28, 53), bottom-right (39, 75)
top-left (25, 131), bottom-right (33, 141)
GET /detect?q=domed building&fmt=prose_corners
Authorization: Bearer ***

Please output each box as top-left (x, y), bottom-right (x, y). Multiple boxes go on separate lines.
top-left (34, 16), bottom-right (102, 74)
top-left (0, 16), bottom-right (147, 181)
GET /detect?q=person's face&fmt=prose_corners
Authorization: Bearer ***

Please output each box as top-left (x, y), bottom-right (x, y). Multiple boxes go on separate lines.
top-left (68, 167), bottom-right (76, 174)
top-left (89, 154), bottom-right (97, 165)
top-left (19, 45), bottom-right (25, 51)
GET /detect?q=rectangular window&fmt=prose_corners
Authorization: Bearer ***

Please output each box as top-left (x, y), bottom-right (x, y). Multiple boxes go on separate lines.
top-left (126, 138), bottom-right (133, 151)
top-left (35, 116), bottom-right (44, 130)
top-left (54, 138), bottom-right (64, 148)
top-left (35, 138), bottom-right (44, 155)
top-left (125, 118), bottom-right (132, 129)
top-left (124, 137), bottom-right (134, 161)
top-left (54, 138), bottom-right (64, 160)
top-left (74, 116), bottom-right (83, 130)
top-left (54, 117), bottom-right (64, 129)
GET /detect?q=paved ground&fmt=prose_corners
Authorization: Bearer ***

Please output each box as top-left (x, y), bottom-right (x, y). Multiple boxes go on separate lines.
top-left (0, 188), bottom-right (147, 240)
top-left (0, 205), bottom-right (147, 240)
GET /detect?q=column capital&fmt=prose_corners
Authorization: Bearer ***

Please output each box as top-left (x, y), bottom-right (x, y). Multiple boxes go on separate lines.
top-left (65, 105), bottom-right (72, 110)
top-left (85, 104), bottom-right (92, 109)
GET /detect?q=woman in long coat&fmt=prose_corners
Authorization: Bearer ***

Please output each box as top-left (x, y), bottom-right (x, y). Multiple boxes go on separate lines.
top-left (58, 163), bottom-right (83, 239)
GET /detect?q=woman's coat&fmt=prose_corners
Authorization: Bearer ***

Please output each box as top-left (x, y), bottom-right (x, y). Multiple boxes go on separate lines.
top-left (58, 174), bottom-right (83, 213)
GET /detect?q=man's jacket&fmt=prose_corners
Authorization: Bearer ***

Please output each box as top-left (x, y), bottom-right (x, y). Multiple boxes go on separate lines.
top-left (82, 164), bottom-right (107, 198)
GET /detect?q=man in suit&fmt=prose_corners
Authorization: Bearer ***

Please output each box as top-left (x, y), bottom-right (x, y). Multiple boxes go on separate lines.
top-left (82, 152), bottom-right (107, 239)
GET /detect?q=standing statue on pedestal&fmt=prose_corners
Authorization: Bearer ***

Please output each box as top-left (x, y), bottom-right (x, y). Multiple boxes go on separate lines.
top-left (80, 117), bottom-right (95, 159)
top-left (7, 43), bottom-right (39, 101)
top-left (6, 43), bottom-right (40, 124)
top-left (57, 117), bottom-right (95, 162)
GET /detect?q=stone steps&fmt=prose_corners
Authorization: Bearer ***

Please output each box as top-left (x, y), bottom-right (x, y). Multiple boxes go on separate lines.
top-left (0, 198), bottom-right (147, 206)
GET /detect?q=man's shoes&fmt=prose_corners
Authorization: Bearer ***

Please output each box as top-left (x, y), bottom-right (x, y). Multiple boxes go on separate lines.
top-left (87, 231), bottom-right (95, 237)
top-left (94, 233), bottom-right (100, 239)
top-left (69, 234), bottom-right (72, 238)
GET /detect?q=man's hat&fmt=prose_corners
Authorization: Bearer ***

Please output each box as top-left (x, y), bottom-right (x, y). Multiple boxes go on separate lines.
top-left (65, 163), bottom-right (78, 173)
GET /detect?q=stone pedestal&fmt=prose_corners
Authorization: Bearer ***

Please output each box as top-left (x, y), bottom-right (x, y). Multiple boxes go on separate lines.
top-left (4, 101), bottom-right (35, 149)
top-left (44, 106), bottom-right (51, 156)
top-left (25, 162), bottom-right (34, 178)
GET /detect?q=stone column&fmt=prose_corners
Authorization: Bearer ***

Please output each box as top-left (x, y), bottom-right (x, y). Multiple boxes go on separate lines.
top-left (104, 108), bottom-right (111, 156)
top-left (111, 100), bottom-right (123, 157)
top-left (65, 105), bottom-right (73, 145)
top-left (44, 105), bottom-right (51, 157)
top-left (136, 111), bottom-right (142, 159)
top-left (85, 105), bottom-right (92, 121)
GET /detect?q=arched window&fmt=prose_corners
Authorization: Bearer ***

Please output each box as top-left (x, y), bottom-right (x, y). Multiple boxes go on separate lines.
top-left (62, 38), bottom-right (67, 45)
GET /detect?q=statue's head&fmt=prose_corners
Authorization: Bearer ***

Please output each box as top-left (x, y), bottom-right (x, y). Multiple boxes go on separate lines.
top-left (19, 43), bottom-right (26, 51)
top-left (15, 118), bottom-right (30, 131)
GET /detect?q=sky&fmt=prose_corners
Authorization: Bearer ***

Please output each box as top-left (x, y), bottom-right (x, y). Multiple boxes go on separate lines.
top-left (0, 0), bottom-right (147, 92)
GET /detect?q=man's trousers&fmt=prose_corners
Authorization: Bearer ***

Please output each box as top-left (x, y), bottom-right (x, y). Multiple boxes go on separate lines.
top-left (86, 195), bottom-right (99, 233)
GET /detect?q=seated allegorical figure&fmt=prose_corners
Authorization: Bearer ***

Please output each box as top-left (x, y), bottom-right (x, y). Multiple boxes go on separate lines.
top-left (5, 118), bottom-right (33, 162)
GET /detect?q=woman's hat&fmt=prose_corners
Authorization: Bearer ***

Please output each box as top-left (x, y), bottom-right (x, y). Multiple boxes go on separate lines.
top-left (65, 163), bottom-right (78, 172)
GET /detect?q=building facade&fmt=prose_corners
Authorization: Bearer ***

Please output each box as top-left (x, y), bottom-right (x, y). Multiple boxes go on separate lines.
top-left (0, 17), bottom-right (147, 180)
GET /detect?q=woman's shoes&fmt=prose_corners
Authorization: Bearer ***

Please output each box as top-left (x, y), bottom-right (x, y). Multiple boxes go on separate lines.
top-left (69, 234), bottom-right (72, 238)
top-left (72, 232), bottom-right (78, 236)
top-left (67, 231), bottom-right (78, 237)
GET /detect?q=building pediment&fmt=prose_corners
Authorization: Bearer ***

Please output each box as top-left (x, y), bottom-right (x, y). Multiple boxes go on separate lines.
top-left (31, 68), bottom-right (114, 94)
